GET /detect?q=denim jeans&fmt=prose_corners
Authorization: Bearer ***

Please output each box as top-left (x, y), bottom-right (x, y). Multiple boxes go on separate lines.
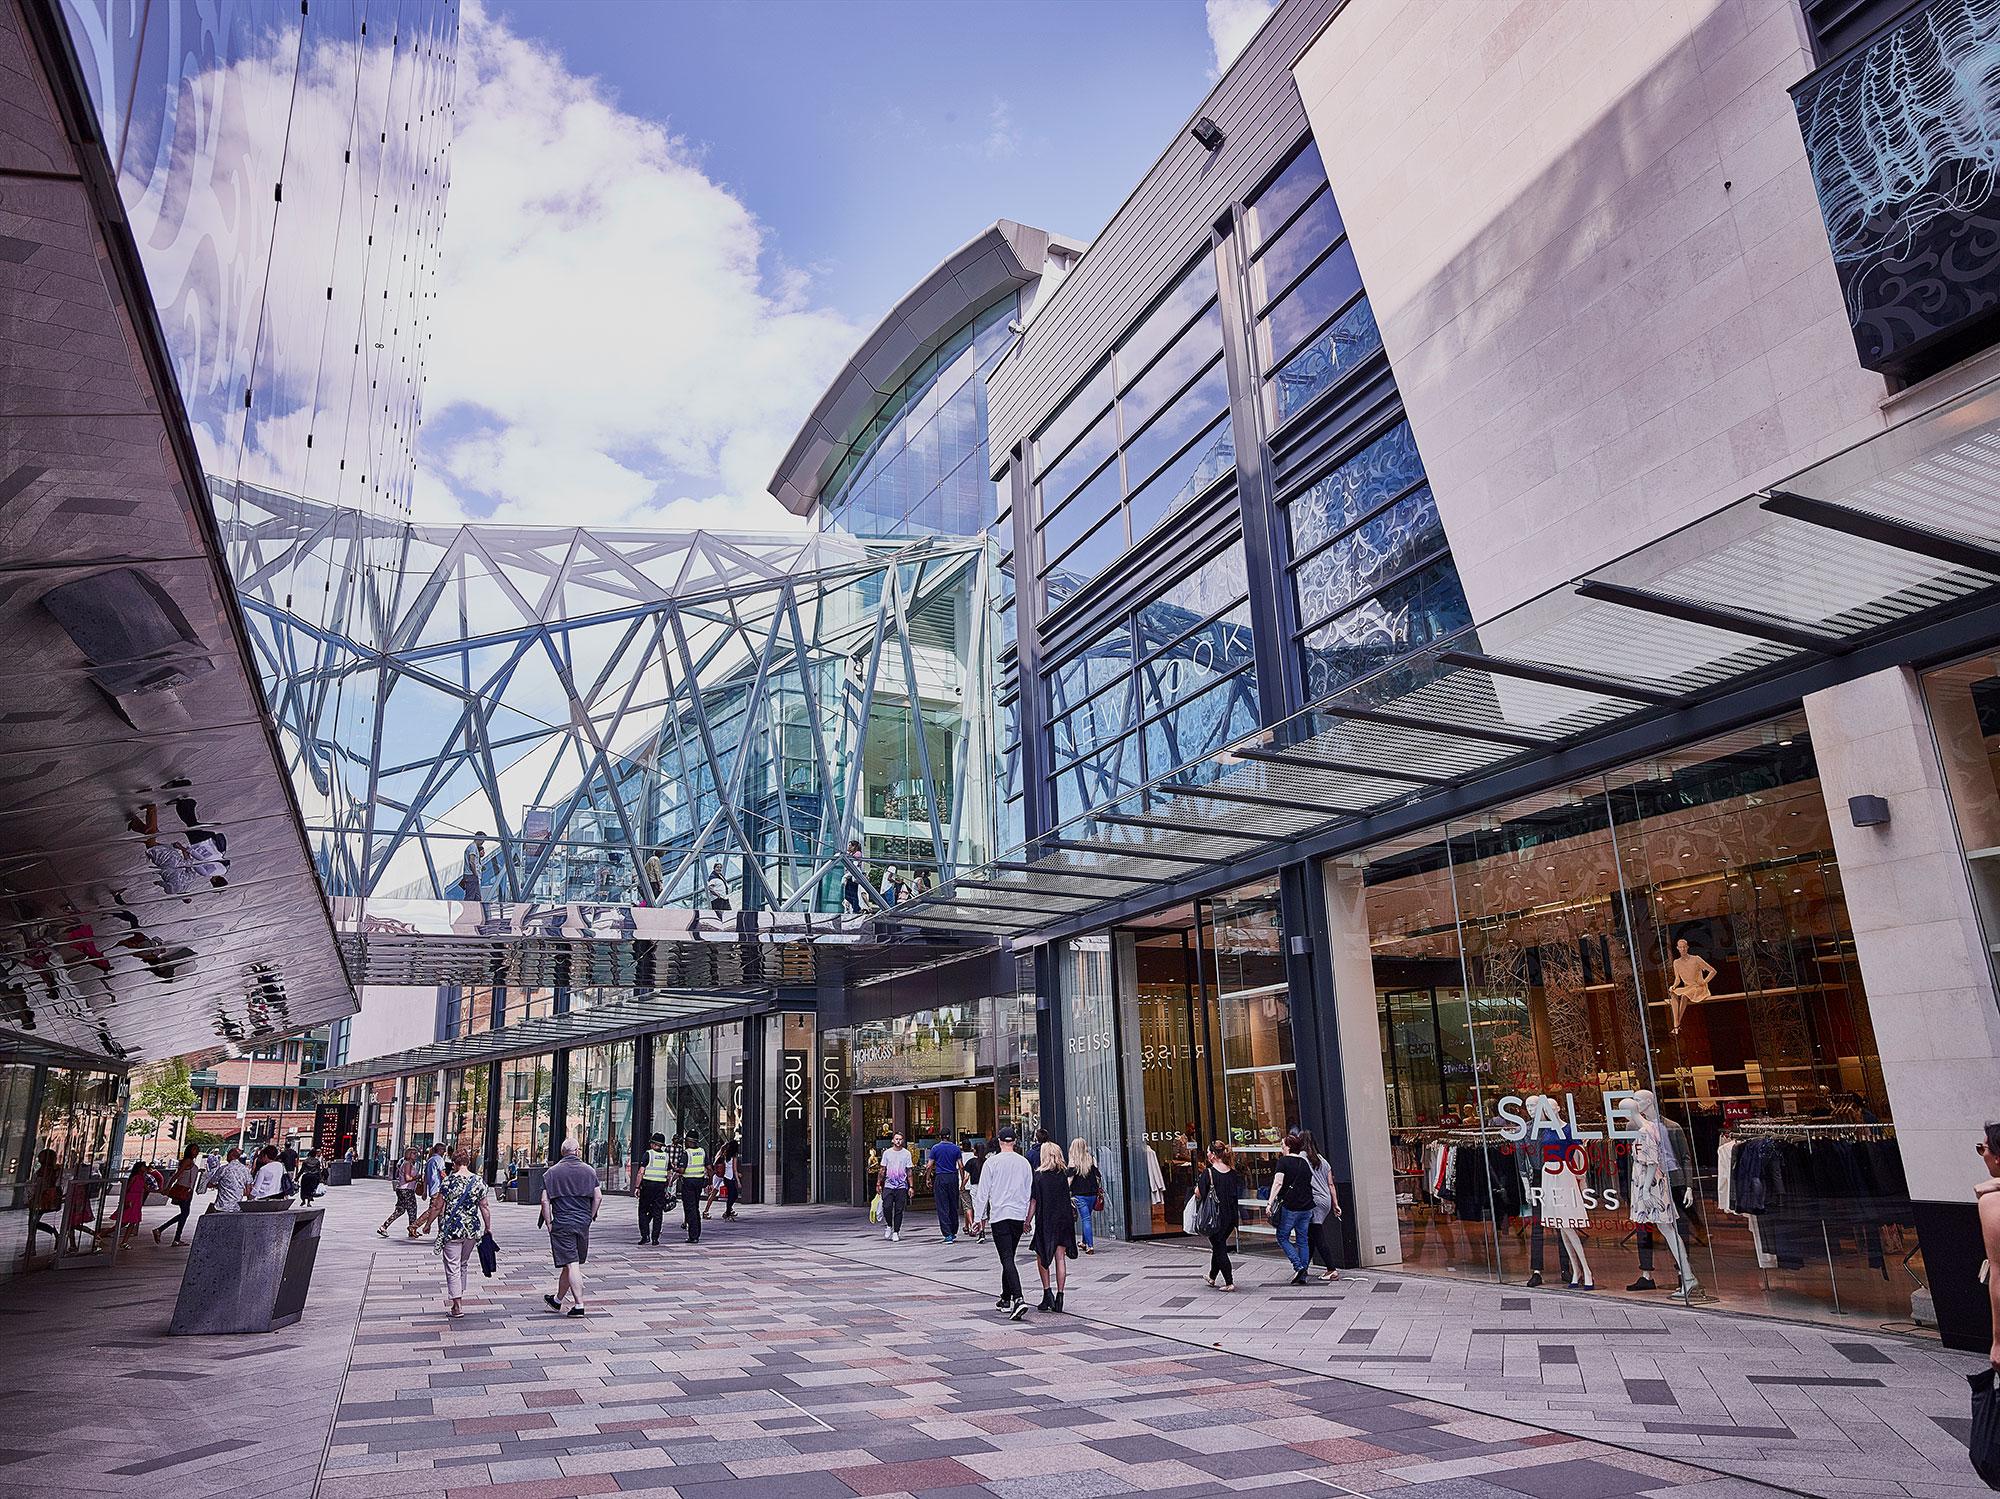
top-left (1275, 1206), bottom-right (1313, 1272)
top-left (1073, 1195), bottom-right (1094, 1248)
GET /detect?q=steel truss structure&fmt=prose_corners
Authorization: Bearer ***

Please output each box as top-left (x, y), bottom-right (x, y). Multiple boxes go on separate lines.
top-left (223, 485), bottom-right (999, 928)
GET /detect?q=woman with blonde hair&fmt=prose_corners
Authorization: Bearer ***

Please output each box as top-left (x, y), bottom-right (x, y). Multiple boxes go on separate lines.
top-left (1066, 1137), bottom-right (1104, 1254)
top-left (1022, 1140), bottom-right (1078, 1312)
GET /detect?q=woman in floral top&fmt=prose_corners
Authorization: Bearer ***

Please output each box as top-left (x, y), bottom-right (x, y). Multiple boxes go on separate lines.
top-left (414, 1150), bottom-right (493, 1317)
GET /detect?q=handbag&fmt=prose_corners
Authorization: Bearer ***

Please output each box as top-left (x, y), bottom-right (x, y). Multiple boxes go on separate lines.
top-left (1194, 1191), bottom-right (1223, 1237)
top-left (1971, 1368), bottom-right (2000, 1489)
top-left (477, 1231), bottom-right (499, 1278)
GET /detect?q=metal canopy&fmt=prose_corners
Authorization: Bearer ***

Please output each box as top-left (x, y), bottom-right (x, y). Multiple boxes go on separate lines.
top-left (897, 374), bottom-right (2000, 938)
top-left (314, 987), bottom-right (778, 1086)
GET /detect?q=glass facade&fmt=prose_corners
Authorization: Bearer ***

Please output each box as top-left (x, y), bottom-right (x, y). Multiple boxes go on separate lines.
top-left (1032, 254), bottom-right (1235, 612)
top-left (496, 1055), bottom-right (555, 1182)
top-left (1246, 143), bottom-right (1472, 706)
top-left (649, 1022), bottom-right (746, 1165)
top-left (566, 1041), bottom-right (638, 1189)
top-left (442, 1065), bottom-right (489, 1167)
top-left (822, 296), bottom-right (1022, 538)
top-left (1043, 540), bottom-right (1260, 823)
top-left (1355, 720), bottom-right (1911, 1324)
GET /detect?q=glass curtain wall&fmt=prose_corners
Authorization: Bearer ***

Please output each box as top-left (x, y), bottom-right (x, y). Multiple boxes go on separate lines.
top-left (496, 1054), bottom-right (554, 1181)
top-left (1059, 934), bottom-right (1128, 1239)
top-left (566, 1041), bottom-right (636, 1190)
top-left (1202, 880), bottom-right (1294, 1211)
top-left (1359, 719), bottom-right (1910, 1324)
top-left (442, 1066), bottom-right (489, 1166)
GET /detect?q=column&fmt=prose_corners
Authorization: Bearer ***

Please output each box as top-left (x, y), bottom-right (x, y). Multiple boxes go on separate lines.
top-left (1324, 858), bottom-right (1401, 1267)
top-left (432, 1069), bottom-right (447, 1144)
top-left (390, 1075), bottom-right (405, 1158)
top-left (1803, 667), bottom-right (2000, 1350)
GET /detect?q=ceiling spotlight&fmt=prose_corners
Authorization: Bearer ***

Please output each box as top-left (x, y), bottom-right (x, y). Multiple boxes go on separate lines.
top-left (1190, 115), bottom-right (1225, 152)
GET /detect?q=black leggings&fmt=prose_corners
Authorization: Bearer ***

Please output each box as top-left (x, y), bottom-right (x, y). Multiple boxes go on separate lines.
top-left (1207, 1230), bottom-right (1233, 1285)
top-left (1313, 1216), bottom-right (1339, 1273)
top-left (158, 1198), bottom-right (192, 1239)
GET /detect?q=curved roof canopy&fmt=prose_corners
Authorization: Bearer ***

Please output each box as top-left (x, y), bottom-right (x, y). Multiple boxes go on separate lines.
top-left (769, 220), bottom-right (1068, 516)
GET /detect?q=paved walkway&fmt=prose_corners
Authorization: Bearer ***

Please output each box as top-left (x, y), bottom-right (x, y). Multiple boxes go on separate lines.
top-left (797, 1211), bottom-right (1985, 1499)
top-left (0, 1183), bottom-right (1981, 1499)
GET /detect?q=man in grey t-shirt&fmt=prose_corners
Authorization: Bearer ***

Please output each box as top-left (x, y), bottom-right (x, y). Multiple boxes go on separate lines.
top-left (540, 1138), bottom-right (601, 1317)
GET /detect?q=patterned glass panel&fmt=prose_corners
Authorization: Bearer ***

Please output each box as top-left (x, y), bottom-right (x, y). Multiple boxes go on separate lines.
top-left (1267, 297), bottom-right (1382, 425)
top-left (1287, 421), bottom-right (1425, 556)
top-left (1298, 557), bottom-right (1472, 701)
top-left (1293, 487), bottom-right (1447, 629)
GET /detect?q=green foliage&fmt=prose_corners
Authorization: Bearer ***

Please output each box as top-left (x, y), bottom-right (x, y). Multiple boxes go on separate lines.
top-left (128, 1059), bottom-right (199, 1155)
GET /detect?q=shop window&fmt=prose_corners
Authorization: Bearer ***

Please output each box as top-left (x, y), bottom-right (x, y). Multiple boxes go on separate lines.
top-left (1922, 660), bottom-right (2000, 993)
top-left (1351, 719), bottom-right (1912, 1325)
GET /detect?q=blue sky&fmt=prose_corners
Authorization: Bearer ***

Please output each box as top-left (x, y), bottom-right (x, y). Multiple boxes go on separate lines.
top-left (413, 0), bottom-right (1274, 532)
top-left (485, 0), bottom-right (1224, 322)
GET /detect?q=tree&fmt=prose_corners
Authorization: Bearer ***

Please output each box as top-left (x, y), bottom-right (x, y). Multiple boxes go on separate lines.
top-left (128, 1060), bottom-right (199, 1162)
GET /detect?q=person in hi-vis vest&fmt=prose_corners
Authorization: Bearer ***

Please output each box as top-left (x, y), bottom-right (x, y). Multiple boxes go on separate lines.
top-left (678, 1135), bottom-right (708, 1244)
top-left (638, 1133), bottom-right (672, 1246)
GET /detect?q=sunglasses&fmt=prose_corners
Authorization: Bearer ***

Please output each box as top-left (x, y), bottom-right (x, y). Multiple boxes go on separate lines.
top-left (1980, 1141), bottom-right (1993, 1157)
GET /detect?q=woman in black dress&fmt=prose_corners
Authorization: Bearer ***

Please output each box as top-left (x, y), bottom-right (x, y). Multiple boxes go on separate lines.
top-left (1196, 1141), bottom-right (1241, 1291)
top-left (1024, 1141), bottom-right (1077, 1312)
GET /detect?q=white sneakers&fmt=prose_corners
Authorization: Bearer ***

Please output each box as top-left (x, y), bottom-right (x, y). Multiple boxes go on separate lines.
top-left (892, 1231), bottom-right (901, 1241)
top-left (883, 1227), bottom-right (892, 1239)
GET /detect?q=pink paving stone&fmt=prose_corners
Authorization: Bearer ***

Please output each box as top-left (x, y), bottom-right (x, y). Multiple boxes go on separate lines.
top-left (443, 1477), bottom-right (621, 1499)
top-left (964, 1412), bottom-right (1035, 1434)
top-left (1292, 1438), bottom-right (1398, 1463)
top-left (464, 1359), bottom-right (515, 1371)
top-left (523, 1390), bottom-right (585, 1407)
top-left (1520, 1433), bottom-right (1578, 1448)
top-left (456, 1413), bottom-right (559, 1435)
top-left (832, 1458), bottom-right (985, 1495)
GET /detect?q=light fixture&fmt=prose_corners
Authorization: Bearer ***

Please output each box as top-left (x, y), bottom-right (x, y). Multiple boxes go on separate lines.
top-left (1190, 115), bottom-right (1225, 151)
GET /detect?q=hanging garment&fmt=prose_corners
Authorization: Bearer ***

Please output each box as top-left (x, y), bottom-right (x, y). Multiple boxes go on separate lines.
top-left (1629, 1120), bottom-right (1677, 1226)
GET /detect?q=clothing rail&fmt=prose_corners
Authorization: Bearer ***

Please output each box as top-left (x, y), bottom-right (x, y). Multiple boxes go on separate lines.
top-left (1725, 1120), bottom-right (1894, 1139)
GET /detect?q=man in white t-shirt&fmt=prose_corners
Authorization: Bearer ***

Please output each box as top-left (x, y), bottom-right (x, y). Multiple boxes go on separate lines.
top-left (249, 1145), bottom-right (287, 1202)
top-left (877, 1133), bottom-right (914, 1242)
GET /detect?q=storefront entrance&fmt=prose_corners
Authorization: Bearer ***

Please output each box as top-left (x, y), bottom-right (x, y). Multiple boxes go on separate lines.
top-left (856, 1082), bottom-right (997, 1196)
top-left (1346, 716), bottom-right (1916, 1328)
top-left (1062, 876), bottom-right (1300, 1243)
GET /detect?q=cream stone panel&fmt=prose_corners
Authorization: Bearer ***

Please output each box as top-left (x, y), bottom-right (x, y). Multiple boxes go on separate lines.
top-left (1292, 0), bottom-right (1888, 618)
top-left (1802, 670), bottom-right (2000, 1203)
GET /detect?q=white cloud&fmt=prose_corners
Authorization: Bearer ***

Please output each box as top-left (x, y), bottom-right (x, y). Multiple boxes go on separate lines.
top-left (416, 3), bottom-right (859, 533)
top-left (1204, 0), bottom-right (1276, 75)
top-left (983, 99), bottom-right (1021, 160)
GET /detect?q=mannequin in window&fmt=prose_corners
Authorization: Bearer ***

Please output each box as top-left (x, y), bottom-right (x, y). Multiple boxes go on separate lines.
top-left (1522, 1095), bottom-right (1593, 1290)
top-left (1626, 1088), bottom-right (1700, 1299)
top-left (1666, 939), bottom-right (1716, 1035)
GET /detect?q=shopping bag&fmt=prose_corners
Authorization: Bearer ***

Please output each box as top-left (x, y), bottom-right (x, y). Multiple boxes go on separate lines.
top-left (1181, 1193), bottom-right (1200, 1235)
top-left (1970, 1368), bottom-right (2000, 1489)
top-left (869, 1193), bottom-right (883, 1224)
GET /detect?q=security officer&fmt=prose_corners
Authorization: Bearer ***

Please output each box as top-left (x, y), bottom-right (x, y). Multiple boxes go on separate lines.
top-left (678, 1134), bottom-right (708, 1244)
top-left (637, 1132), bottom-right (672, 1245)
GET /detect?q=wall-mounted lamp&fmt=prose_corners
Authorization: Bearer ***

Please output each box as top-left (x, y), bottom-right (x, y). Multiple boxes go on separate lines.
top-left (1848, 794), bottom-right (1891, 828)
top-left (1190, 116), bottom-right (1225, 152)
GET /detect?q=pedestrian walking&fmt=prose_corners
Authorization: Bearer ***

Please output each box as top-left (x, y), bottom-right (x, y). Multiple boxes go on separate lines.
top-left (299, 1150), bottom-right (325, 1205)
top-left (27, 1149), bottom-right (62, 1249)
top-left (877, 1131), bottom-right (913, 1241)
top-left (715, 1137), bottom-right (741, 1219)
top-left (540, 1138), bottom-right (600, 1317)
top-left (378, 1148), bottom-right (422, 1238)
top-left (118, 1160), bottom-right (160, 1246)
top-left (415, 1150), bottom-right (492, 1318)
top-left (1025, 1142), bottom-right (1077, 1312)
top-left (1066, 1138), bottom-right (1103, 1254)
top-left (460, 832), bottom-right (487, 900)
top-left (1300, 1128), bottom-right (1341, 1282)
top-left (678, 1134), bottom-right (708, 1242)
top-left (706, 862), bottom-right (729, 915)
top-left (928, 1133), bottom-right (964, 1242)
top-left (971, 1126), bottom-right (1033, 1319)
top-left (638, 1132), bottom-right (671, 1245)
top-left (423, 1141), bottom-right (448, 1226)
top-left (841, 839), bottom-right (866, 915)
top-left (154, 1145), bottom-right (199, 1244)
top-left (1267, 1130), bottom-right (1316, 1286)
top-left (963, 1138), bottom-right (988, 1241)
top-left (279, 1141), bottom-right (300, 1177)
top-left (1196, 1141), bottom-right (1241, 1291)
